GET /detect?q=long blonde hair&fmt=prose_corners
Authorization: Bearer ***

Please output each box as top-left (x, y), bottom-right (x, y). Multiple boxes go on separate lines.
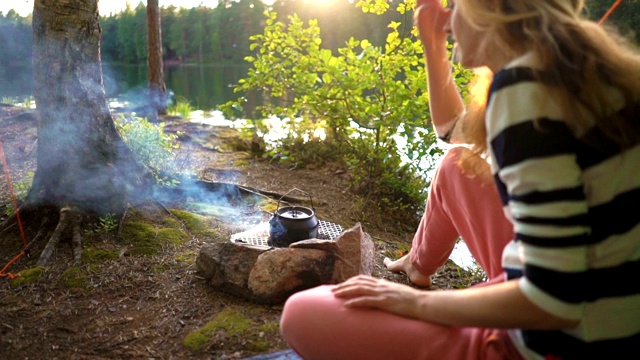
top-left (457, 0), bottom-right (640, 167)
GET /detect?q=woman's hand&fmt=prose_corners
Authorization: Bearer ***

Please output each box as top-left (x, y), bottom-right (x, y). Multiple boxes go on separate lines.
top-left (414, 0), bottom-right (450, 49)
top-left (332, 275), bottom-right (427, 320)
top-left (332, 276), bottom-right (580, 330)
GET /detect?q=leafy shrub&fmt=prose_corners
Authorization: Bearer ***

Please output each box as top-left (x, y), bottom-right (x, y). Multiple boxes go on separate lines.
top-left (220, 3), bottom-right (474, 223)
top-left (114, 114), bottom-right (180, 185)
top-left (3, 172), bottom-right (33, 216)
top-left (167, 95), bottom-right (193, 118)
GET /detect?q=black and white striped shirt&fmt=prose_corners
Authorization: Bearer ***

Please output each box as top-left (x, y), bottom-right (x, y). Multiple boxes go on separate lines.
top-left (486, 60), bottom-right (640, 359)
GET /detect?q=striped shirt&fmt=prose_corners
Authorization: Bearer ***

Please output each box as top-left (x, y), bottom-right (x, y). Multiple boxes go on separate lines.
top-left (485, 60), bottom-right (640, 360)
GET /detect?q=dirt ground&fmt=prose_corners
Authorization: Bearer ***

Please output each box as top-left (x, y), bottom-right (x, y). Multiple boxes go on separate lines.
top-left (0, 104), bottom-right (478, 359)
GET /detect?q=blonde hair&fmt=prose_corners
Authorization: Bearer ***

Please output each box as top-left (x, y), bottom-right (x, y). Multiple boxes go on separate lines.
top-left (457, 68), bottom-right (493, 182)
top-left (456, 0), bottom-right (640, 167)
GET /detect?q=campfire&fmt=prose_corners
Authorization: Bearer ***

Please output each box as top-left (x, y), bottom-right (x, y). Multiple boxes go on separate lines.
top-left (230, 219), bottom-right (344, 247)
top-left (230, 188), bottom-right (344, 247)
top-left (196, 188), bottom-right (374, 304)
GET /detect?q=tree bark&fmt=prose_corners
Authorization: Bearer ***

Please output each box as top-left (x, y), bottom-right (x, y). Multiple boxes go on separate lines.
top-left (31, 0), bottom-right (152, 214)
top-left (147, 0), bottom-right (168, 116)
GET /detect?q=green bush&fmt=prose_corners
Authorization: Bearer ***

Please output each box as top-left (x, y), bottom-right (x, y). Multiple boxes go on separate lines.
top-left (220, 3), bottom-right (474, 223)
top-left (114, 114), bottom-right (180, 186)
top-left (167, 96), bottom-right (193, 118)
top-left (3, 172), bottom-right (33, 216)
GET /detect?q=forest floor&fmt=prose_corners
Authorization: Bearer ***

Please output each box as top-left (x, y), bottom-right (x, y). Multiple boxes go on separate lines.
top-left (0, 104), bottom-right (480, 359)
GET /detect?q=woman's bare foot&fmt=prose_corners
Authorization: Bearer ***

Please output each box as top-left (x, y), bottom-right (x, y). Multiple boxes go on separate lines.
top-left (384, 254), bottom-right (432, 287)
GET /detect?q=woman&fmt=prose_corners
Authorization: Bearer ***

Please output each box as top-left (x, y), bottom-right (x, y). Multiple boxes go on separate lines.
top-left (383, 0), bottom-right (513, 287)
top-left (280, 1), bottom-right (640, 359)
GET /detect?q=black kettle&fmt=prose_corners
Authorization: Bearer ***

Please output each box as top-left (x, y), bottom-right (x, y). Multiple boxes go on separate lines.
top-left (268, 188), bottom-right (318, 247)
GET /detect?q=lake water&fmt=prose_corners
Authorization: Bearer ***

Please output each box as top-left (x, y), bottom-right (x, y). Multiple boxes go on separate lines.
top-left (0, 63), bottom-right (253, 114)
top-left (104, 63), bottom-right (255, 111)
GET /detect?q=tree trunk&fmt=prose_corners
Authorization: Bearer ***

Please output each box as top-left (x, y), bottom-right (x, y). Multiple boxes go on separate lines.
top-left (147, 0), bottom-right (168, 116)
top-left (31, 0), bottom-right (152, 214)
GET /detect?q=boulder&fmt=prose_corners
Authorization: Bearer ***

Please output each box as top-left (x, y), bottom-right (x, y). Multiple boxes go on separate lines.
top-left (195, 222), bottom-right (375, 305)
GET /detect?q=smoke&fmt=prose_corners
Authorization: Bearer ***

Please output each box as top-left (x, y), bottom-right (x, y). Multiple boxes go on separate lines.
top-left (102, 63), bottom-right (175, 118)
top-left (153, 177), bottom-right (268, 229)
top-left (0, 15), bottom-right (33, 99)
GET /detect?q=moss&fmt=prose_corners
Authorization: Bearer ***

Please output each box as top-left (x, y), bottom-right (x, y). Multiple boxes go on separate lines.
top-left (175, 250), bottom-right (196, 263)
top-left (192, 202), bottom-right (247, 218)
top-left (9, 266), bottom-right (45, 287)
top-left (156, 228), bottom-right (187, 246)
top-left (243, 322), bottom-right (280, 352)
top-left (170, 209), bottom-right (220, 238)
top-left (245, 339), bottom-right (271, 352)
top-left (162, 216), bottom-right (182, 229)
top-left (258, 322), bottom-right (279, 334)
top-left (120, 221), bottom-right (161, 256)
top-left (255, 199), bottom-right (278, 214)
top-left (119, 221), bottom-right (188, 256)
top-left (61, 267), bottom-right (90, 289)
top-left (82, 248), bottom-right (119, 264)
top-left (121, 221), bottom-right (157, 243)
top-left (183, 310), bottom-right (254, 352)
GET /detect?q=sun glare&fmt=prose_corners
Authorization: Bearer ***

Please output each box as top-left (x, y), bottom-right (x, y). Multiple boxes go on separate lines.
top-left (302, 0), bottom-right (339, 6)
top-left (2, 0), bottom-right (33, 16)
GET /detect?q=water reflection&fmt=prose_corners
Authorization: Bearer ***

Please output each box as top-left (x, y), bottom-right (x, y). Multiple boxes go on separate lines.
top-left (103, 63), bottom-right (256, 113)
top-left (1, 63), bottom-right (259, 117)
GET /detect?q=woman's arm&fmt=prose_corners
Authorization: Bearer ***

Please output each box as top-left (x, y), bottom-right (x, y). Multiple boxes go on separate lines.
top-left (332, 275), bottom-right (579, 330)
top-left (415, 0), bottom-right (465, 141)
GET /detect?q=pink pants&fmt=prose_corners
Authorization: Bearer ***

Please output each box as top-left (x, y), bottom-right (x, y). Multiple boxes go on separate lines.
top-left (281, 283), bottom-right (523, 360)
top-left (411, 147), bottom-right (513, 280)
top-left (280, 148), bottom-right (519, 359)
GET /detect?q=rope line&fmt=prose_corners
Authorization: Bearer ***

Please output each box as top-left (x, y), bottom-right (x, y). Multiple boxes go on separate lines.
top-left (598, 0), bottom-right (623, 25)
top-left (0, 133), bottom-right (29, 279)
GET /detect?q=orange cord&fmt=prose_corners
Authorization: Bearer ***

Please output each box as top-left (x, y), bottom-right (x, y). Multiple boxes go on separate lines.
top-left (0, 252), bottom-right (27, 279)
top-left (598, 0), bottom-right (623, 25)
top-left (0, 133), bottom-right (29, 279)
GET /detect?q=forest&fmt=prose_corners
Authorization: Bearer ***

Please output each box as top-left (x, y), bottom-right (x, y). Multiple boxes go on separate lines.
top-left (1, 0), bottom-right (638, 69)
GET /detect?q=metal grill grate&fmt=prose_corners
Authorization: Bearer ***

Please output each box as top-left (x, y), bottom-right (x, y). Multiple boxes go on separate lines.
top-left (230, 220), bottom-right (344, 247)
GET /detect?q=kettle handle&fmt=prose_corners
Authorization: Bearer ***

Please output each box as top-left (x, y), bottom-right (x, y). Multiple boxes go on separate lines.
top-left (276, 188), bottom-right (315, 212)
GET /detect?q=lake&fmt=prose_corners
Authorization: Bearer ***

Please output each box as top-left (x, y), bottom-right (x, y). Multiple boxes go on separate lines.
top-left (0, 63), bottom-right (255, 114)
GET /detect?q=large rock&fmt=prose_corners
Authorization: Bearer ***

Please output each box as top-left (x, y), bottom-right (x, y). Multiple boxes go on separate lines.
top-left (332, 223), bottom-right (375, 282)
top-left (248, 248), bottom-right (336, 304)
top-left (195, 222), bottom-right (376, 305)
top-left (196, 242), bottom-right (266, 299)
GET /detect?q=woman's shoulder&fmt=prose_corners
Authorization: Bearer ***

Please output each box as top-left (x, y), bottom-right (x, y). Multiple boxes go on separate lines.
top-left (491, 52), bottom-right (541, 91)
top-left (490, 67), bottom-right (537, 93)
